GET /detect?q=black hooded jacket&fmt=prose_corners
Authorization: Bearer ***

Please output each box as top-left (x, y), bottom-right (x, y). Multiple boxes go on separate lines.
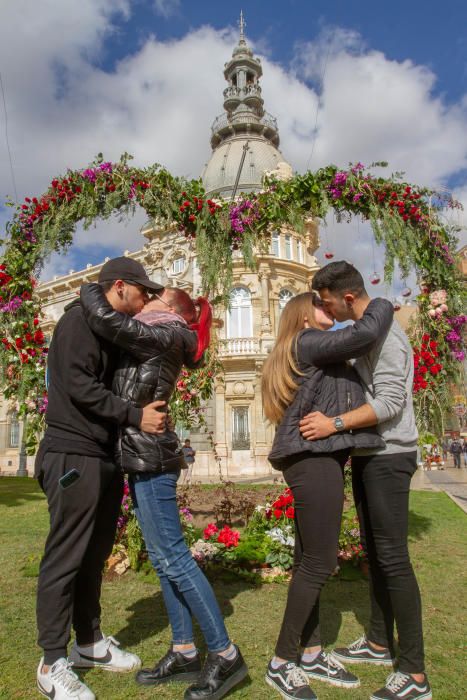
top-left (41, 299), bottom-right (143, 461)
top-left (268, 299), bottom-right (393, 469)
top-left (80, 284), bottom-right (199, 474)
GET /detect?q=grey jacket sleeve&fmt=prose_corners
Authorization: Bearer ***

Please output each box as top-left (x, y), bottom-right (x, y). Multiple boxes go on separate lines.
top-left (298, 298), bottom-right (394, 366)
top-left (366, 332), bottom-right (410, 423)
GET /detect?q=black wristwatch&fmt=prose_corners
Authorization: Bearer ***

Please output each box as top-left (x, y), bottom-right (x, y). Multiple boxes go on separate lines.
top-left (334, 416), bottom-right (345, 432)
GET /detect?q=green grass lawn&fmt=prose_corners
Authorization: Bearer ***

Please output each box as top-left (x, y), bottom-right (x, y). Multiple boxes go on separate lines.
top-left (0, 477), bottom-right (465, 700)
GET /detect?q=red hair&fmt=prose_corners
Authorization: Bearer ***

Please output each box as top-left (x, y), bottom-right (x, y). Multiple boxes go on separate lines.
top-left (190, 297), bottom-right (212, 361)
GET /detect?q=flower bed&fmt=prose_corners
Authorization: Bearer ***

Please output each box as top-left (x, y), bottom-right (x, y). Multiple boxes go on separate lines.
top-left (113, 481), bottom-right (365, 580)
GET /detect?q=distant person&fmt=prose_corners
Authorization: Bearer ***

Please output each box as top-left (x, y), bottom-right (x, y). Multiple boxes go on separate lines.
top-left (463, 438), bottom-right (467, 467)
top-left (441, 438), bottom-right (449, 462)
top-left (181, 439), bottom-right (196, 483)
top-left (450, 439), bottom-right (462, 469)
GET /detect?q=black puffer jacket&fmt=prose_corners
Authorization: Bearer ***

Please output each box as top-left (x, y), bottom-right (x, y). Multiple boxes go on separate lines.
top-left (268, 299), bottom-right (393, 469)
top-left (80, 284), bottom-right (199, 474)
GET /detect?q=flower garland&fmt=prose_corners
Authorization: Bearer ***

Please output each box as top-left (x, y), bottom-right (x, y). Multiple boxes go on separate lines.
top-left (1, 154), bottom-right (465, 449)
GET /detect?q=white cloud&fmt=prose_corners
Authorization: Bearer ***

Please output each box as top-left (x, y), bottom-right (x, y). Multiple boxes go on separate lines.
top-left (0, 7), bottom-right (465, 284)
top-left (153, 0), bottom-right (181, 18)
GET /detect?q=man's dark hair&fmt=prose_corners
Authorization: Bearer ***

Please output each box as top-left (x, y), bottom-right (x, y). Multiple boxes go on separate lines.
top-left (312, 260), bottom-right (366, 297)
top-left (99, 280), bottom-right (115, 293)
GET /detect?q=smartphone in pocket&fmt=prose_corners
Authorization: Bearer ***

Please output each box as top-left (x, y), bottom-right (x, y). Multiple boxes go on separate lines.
top-left (59, 468), bottom-right (80, 490)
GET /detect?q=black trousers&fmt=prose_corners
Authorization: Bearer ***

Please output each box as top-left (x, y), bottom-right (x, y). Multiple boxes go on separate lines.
top-left (275, 451), bottom-right (349, 661)
top-left (36, 451), bottom-right (123, 664)
top-left (352, 451), bottom-right (425, 674)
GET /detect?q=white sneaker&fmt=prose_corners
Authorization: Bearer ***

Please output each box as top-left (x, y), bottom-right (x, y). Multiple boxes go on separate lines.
top-left (69, 635), bottom-right (141, 673)
top-left (37, 657), bottom-right (95, 699)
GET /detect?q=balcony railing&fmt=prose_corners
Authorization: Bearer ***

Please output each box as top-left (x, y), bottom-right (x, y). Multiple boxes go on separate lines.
top-left (211, 110), bottom-right (278, 135)
top-left (220, 338), bottom-right (260, 356)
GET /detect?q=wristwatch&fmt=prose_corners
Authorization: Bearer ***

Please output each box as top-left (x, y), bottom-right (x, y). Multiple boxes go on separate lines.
top-left (334, 416), bottom-right (345, 432)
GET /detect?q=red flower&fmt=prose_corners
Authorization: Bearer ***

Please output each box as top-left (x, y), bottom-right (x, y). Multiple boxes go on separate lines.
top-left (203, 523), bottom-right (219, 539)
top-left (273, 508), bottom-right (283, 519)
top-left (34, 330), bottom-right (45, 345)
top-left (217, 526), bottom-right (240, 548)
top-left (15, 338), bottom-right (23, 349)
top-left (33, 318), bottom-right (39, 326)
top-left (25, 332), bottom-right (33, 342)
top-left (285, 506), bottom-right (295, 519)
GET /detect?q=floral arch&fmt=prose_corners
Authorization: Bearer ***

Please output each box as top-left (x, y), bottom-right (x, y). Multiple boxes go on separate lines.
top-left (0, 154), bottom-right (465, 451)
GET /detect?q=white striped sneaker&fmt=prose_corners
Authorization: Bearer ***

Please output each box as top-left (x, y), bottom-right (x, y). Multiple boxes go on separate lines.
top-left (301, 650), bottom-right (360, 688)
top-left (370, 671), bottom-right (432, 700)
top-left (37, 657), bottom-right (95, 699)
top-left (69, 635), bottom-right (141, 672)
top-left (333, 635), bottom-right (395, 666)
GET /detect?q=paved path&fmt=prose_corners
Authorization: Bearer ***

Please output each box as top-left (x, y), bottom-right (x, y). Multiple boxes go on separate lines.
top-left (413, 466), bottom-right (467, 514)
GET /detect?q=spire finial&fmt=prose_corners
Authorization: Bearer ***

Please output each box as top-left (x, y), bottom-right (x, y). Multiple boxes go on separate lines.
top-left (238, 10), bottom-right (246, 42)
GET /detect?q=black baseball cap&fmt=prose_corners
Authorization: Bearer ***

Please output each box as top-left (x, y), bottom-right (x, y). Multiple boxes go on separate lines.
top-left (98, 256), bottom-right (164, 292)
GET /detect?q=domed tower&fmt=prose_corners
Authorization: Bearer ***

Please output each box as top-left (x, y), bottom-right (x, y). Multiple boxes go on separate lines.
top-left (202, 12), bottom-right (291, 198)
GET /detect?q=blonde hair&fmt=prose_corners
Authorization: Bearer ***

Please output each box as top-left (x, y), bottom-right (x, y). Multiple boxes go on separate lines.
top-left (261, 292), bottom-right (321, 425)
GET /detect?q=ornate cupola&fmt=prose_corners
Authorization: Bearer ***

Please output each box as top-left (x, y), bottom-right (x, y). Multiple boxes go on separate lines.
top-left (202, 12), bottom-right (288, 198)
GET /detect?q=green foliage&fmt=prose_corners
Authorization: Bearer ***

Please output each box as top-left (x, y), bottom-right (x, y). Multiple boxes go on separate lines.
top-left (1, 155), bottom-right (465, 445)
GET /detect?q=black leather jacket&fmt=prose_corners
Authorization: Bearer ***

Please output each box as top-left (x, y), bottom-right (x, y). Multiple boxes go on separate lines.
top-left (268, 299), bottom-right (393, 469)
top-left (80, 284), bottom-right (199, 474)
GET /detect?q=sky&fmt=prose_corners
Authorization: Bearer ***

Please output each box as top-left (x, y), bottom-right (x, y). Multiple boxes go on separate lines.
top-left (0, 0), bottom-right (466, 296)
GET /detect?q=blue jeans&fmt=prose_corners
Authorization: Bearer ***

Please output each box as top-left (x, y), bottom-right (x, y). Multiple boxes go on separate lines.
top-left (129, 470), bottom-right (230, 652)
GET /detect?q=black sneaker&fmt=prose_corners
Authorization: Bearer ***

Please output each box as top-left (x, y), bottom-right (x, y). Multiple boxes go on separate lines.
top-left (265, 661), bottom-right (317, 699)
top-left (301, 650), bottom-right (360, 688)
top-left (333, 635), bottom-right (395, 666)
top-left (184, 645), bottom-right (248, 700)
top-left (135, 649), bottom-right (201, 686)
top-left (370, 671), bottom-right (432, 700)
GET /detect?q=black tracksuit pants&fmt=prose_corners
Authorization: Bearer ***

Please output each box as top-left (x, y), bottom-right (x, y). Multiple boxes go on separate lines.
top-left (36, 451), bottom-right (123, 664)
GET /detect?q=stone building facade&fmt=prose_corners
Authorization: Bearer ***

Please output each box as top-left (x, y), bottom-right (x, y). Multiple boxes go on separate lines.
top-left (0, 21), bottom-right (321, 478)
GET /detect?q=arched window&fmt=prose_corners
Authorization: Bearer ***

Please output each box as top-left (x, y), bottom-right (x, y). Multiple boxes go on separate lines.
top-left (227, 287), bottom-right (253, 338)
top-left (278, 288), bottom-right (294, 313)
top-left (8, 412), bottom-right (20, 449)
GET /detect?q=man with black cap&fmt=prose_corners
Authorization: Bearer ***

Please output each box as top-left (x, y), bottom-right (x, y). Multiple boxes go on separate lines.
top-left (35, 257), bottom-right (166, 700)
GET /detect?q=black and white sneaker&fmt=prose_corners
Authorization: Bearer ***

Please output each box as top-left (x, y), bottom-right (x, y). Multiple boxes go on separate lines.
top-left (69, 635), bottom-right (141, 672)
top-left (370, 671), bottom-right (432, 700)
top-left (333, 635), bottom-right (395, 666)
top-left (301, 650), bottom-right (360, 688)
top-left (135, 648), bottom-right (201, 685)
top-left (37, 657), bottom-right (95, 699)
top-left (184, 645), bottom-right (248, 700)
top-left (265, 661), bottom-right (317, 699)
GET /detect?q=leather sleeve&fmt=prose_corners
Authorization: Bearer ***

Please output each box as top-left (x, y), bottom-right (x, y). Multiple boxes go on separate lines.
top-left (298, 298), bottom-right (394, 366)
top-left (80, 283), bottom-right (178, 362)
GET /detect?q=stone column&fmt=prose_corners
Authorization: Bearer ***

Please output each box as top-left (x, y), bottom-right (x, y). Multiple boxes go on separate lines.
top-left (213, 380), bottom-right (228, 479)
top-left (258, 268), bottom-right (272, 335)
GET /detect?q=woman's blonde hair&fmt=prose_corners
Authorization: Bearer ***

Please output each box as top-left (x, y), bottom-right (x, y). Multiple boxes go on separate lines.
top-left (261, 292), bottom-right (321, 425)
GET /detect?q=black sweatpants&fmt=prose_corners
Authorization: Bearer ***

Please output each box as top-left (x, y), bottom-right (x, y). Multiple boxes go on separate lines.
top-left (352, 451), bottom-right (425, 674)
top-left (36, 451), bottom-right (123, 664)
top-left (275, 450), bottom-right (349, 660)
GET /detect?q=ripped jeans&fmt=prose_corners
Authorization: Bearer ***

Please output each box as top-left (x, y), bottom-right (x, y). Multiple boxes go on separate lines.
top-left (129, 470), bottom-right (230, 652)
